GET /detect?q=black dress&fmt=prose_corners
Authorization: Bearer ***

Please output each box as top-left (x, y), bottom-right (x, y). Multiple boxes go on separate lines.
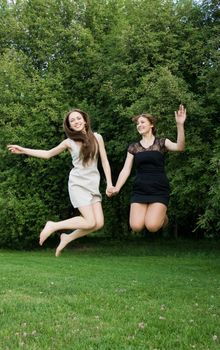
top-left (128, 138), bottom-right (170, 206)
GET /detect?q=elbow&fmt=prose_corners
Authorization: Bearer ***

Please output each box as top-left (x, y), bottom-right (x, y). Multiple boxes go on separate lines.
top-left (177, 141), bottom-right (185, 152)
top-left (178, 145), bottom-right (185, 152)
top-left (45, 152), bottom-right (52, 159)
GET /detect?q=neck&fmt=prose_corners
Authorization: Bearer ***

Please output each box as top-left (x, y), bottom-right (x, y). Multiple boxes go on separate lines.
top-left (140, 133), bottom-right (155, 147)
top-left (142, 132), bottom-right (154, 141)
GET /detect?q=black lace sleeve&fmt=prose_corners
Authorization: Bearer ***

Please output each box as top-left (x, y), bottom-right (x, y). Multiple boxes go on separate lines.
top-left (128, 139), bottom-right (167, 154)
top-left (158, 138), bottom-right (167, 152)
top-left (127, 142), bottom-right (138, 155)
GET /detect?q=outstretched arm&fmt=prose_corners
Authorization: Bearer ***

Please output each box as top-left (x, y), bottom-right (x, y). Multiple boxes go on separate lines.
top-left (114, 152), bottom-right (134, 194)
top-left (165, 104), bottom-right (186, 151)
top-left (7, 139), bottom-right (69, 159)
top-left (95, 133), bottom-right (113, 194)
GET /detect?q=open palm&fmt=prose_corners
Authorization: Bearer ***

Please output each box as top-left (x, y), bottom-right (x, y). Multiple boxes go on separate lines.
top-left (175, 105), bottom-right (186, 124)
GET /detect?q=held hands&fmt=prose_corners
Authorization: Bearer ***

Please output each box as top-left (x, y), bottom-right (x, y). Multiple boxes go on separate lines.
top-left (106, 186), bottom-right (119, 198)
top-left (7, 145), bottom-right (25, 154)
top-left (175, 105), bottom-right (186, 125)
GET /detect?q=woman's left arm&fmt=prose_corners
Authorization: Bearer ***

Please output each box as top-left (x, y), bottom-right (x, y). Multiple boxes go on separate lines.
top-left (165, 104), bottom-right (186, 151)
top-left (95, 133), bottom-right (113, 194)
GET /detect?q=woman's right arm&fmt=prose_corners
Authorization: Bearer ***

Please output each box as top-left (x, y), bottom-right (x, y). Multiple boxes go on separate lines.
top-left (7, 139), bottom-right (69, 159)
top-left (114, 152), bottom-right (134, 193)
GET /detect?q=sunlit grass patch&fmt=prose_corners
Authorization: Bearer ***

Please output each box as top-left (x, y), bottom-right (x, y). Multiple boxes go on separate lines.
top-left (0, 239), bottom-right (220, 349)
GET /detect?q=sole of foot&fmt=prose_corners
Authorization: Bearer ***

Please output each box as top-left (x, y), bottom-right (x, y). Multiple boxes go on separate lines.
top-left (55, 233), bottom-right (70, 257)
top-left (39, 221), bottom-right (55, 246)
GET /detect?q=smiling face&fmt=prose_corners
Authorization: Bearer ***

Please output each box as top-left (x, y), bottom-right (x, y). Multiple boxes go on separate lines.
top-left (136, 116), bottom-right (153, 135)
top-left (68, 111), bottom-right (86, 133)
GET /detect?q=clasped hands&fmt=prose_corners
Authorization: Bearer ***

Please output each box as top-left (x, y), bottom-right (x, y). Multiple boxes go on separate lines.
top-left (106, 186), bottom-right (119, 197)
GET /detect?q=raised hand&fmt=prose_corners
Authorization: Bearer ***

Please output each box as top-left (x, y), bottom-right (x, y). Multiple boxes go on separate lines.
top-left (7, 145), bottom-right (25, 154)
top-left (175, 105), bottom-right (186, 125)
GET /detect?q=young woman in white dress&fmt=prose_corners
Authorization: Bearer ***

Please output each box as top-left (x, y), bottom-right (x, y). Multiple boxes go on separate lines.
top-left (8, 109), bottom-right (113, 256)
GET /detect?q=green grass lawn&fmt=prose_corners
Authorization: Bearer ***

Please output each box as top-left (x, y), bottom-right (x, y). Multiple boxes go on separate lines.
top-left (0, 239), bottom-right (220, 350)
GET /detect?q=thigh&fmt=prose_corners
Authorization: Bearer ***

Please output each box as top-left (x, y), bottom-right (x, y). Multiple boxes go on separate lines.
top-left (78, 204), bottom-right (96, 222)
top-left (145, 203), bottom-right (167, 230)
top-left (130, 203), bottom-right (148, 231)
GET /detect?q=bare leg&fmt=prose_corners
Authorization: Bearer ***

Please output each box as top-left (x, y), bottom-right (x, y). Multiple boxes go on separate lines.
top-left (55, 202), bottom-right (104, 256)
top-left (129, 203), bottom-right (148, 232)
top-left (39, 204), bottom-right (97, 246)
top-left (145, 203), bottom-right (167, 232)
top-left (55, 228), bottom-right (94, 257)
top-left (129, 203), bottom-right (167, 233)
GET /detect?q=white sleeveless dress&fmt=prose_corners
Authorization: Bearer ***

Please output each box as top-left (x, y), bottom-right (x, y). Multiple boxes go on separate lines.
top-left (67, 138), bottom-right (102, 208)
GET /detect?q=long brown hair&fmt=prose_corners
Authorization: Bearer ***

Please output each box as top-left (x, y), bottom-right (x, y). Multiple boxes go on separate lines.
top-left (63, 109), bottom-right (98, 165)
top-left (132, 113), bottom-right (157, 136)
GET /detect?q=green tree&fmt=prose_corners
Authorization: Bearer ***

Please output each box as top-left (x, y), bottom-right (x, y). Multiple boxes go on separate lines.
top-left (1, 0), bottom-right (220, 248)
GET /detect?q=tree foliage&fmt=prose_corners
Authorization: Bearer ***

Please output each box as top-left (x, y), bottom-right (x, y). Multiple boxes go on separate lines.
top-left (0, 0), bottom-right (219, 248)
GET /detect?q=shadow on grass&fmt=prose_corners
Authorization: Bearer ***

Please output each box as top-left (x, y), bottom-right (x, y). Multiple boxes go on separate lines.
top-left (1, 232), bottom-right (220, 258)
top-left (39, 234), bottom-right (220, 258)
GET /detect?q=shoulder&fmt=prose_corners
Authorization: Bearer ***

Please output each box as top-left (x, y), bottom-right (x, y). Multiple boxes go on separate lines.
top-left (128, 141), bottom-right (138, 147)
top-left (63, 138), bottom-right (71, 145)
top-left (94, 132), bottom-right (104, 147)
top-left (156, 137), bottom-right (166, 144)
top-left (94, 132), bottom-right (101, 139)
top-left (58, 138), bottom-right (70, 148)
top-left (64, 138), bottom-right (76, 151)
top-left (128, 141), bottom-right (139, 154)
top-left (155, 137), bottom-right (167, 151)
top-left (94, 132), bottom-right (102, 141)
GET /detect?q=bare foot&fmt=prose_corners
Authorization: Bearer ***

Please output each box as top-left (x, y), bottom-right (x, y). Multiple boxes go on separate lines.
top-left (55, 233), bottom-right (71, 257)
top-left (39, 221), bottom-right (56, 246)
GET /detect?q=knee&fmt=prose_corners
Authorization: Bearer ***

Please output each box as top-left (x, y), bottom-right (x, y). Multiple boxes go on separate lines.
top-left (145, 223), bottom-right (161, 233)
top-left (130, 222), bottom-right (144, 232)
top-left (95, 218), bottom-right (104, 231)
top-left (86, 217), bottom-right (97, 230)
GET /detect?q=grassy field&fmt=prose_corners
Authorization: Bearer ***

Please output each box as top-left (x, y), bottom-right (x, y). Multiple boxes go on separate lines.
top-left (0, 238), bottom-right (220, 350)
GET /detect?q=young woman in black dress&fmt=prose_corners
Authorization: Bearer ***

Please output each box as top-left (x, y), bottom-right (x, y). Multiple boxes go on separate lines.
top-left (113, 105), bottom-right (186, 233)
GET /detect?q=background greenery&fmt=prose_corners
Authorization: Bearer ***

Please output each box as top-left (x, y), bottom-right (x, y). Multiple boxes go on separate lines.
top-left (0, 0), bottom-right (220, 248)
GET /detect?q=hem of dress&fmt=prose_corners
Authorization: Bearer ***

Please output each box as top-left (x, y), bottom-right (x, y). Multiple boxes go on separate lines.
top-left (130, 195), bottom-right (169, 207)
top-left (72, 197), bottom-right (102, 209)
